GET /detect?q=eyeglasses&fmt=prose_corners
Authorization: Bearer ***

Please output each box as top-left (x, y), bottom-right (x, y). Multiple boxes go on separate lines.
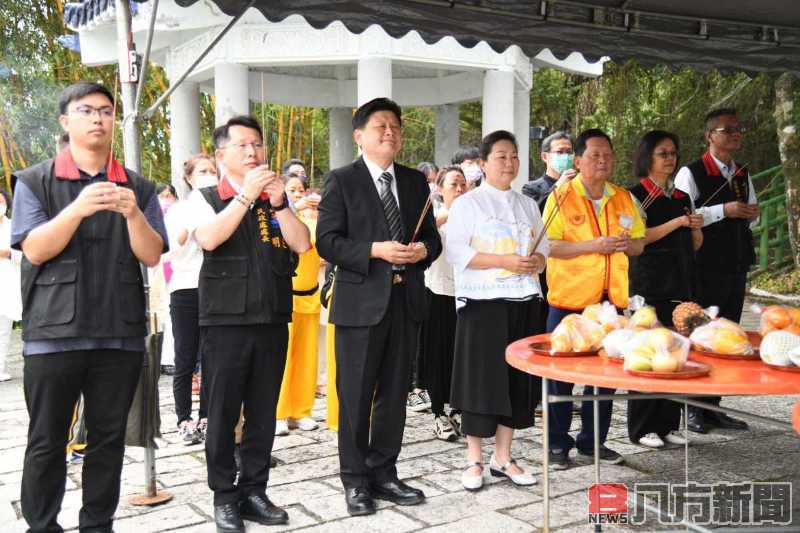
top-left (549, 150), bottom-right (574, 155)
top-left (654, 151), bottom-right (678, 159)
top-left (222, 142), bottom-right (265, 152)
top-left (70, 105), bottom-right (114, 119)
top-left (711, 126), bottom-right (746, 135)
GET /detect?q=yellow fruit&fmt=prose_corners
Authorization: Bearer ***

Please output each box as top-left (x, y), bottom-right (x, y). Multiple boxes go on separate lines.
top-left (649, 328), bottom-right (674, 351)
top-left (631, 307), bottom-right (658, 329)
top-left (652, 353), bottom-right (681, 372)
top-left (628, 345), bottom-right (656, 359)
top-left (711, 330), bottom-right (749, 355)
top-left (626, 355), bottom-right (653, 371)
top-left (551, 333), bottom-right (571, 353)
top-left (582, 304), bottom-right (603, 323)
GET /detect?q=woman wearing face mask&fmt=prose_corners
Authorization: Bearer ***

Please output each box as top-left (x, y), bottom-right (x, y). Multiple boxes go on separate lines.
top-left (452, 146), bottom-right (484, 190)
top-left (275, 176), bottom-right (322, 435)
top-left (627, 130), bottom-right (702, 450)
top-left (165, 154), bottom-right (218, 445)
top-left (0, 190), bottom-right (22, 381)
top-left (417, 166), bottom-right (467, 442)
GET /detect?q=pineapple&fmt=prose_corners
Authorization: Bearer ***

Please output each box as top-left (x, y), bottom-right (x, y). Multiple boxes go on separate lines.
top-left (672, 302), bottom-right (709, 337)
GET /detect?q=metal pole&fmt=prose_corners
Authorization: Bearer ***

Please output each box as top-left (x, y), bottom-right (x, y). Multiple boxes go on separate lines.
top-left (592, 386), bottom-right (601, 533)
top-left (134, 0), bottom-right (160, 112)
top-left (541, 377), bottom-right (550, 533)
top-left (114, 0), bottom-right (172, 507)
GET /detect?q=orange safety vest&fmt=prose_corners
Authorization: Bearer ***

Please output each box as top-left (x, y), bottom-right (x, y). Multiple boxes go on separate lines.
top-left (547, 180), bottom-right (636, 310)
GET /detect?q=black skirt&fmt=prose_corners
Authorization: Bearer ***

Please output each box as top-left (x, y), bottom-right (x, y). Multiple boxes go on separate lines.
top-left (450, 298), bottom-right (543, 419)
top-left (418, 290), bottom-right (457, 416)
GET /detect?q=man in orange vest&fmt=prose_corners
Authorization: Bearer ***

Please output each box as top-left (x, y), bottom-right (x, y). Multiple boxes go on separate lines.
top-left (541, 128), bottom-right (645, 470)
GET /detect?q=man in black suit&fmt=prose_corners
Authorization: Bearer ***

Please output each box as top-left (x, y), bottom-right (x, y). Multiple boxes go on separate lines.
top-left (317, 98), bottom-right (442, 516)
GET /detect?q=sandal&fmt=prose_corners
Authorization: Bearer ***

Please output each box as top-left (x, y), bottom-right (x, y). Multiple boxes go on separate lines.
top-left (461, 461), bottom-right (484, 491)
top-left (489, 454), bottom-right (537, 486)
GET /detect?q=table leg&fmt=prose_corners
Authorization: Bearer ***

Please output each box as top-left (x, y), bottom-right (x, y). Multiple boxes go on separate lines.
top-left (593, 385), bottom-right (601, 533)
top-left (542, 376), bottom-right (550, 533)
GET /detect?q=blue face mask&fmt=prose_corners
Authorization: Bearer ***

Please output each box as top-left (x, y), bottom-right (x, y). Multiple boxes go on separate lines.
top-left (551, 153), bottom-right (574, 174)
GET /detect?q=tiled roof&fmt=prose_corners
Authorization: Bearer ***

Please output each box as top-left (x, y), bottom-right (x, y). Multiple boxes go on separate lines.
top-left (64, 0), bottom-right (145, 31)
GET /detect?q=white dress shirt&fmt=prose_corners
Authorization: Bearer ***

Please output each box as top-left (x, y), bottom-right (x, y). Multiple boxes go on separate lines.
top-left (446, 182), bottom-right (549, 309)
top-left (674, 154), bottom-right (758, 228)
top-left (424, 204), bottom-right (454, 297)
top-left (164, 200), bottom-right (204, 292)
top-left (363, 156), bottom-right (400, 208)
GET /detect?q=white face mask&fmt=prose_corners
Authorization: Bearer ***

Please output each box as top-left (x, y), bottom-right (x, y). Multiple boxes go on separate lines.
top-left (0, 205), bottom-right (6, 218)
top-left (194, 175), bottom-right (219, 188)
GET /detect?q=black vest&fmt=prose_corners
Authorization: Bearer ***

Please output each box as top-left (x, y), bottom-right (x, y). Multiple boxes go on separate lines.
top-left (15, 160), bottom-right (152, 341)
top-left (629, 182), bottom-right (696, 302)
top-left (197, 188), bottom-right (297, 326)
top-left (687, 158), bottom-right (756, 273)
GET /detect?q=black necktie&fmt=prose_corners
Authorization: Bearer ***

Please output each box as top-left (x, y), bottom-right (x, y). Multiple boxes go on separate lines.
top-left (379, 172), bottom-right (404, 242)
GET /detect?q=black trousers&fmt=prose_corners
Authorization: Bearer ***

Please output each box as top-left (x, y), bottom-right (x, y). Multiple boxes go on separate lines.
top-left (335, 284), bottom-right (416, 489)
top-left (201, 324), bottom-right (287, 505)
top-left (692, 269), bottom-right (748, 411)
top-left (21, 350), bottom-right (142, 533)
top-left (170, 289), bottom-right (206, 425)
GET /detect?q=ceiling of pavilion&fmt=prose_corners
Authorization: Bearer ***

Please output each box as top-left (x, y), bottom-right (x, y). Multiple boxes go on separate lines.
top-left (64, 0), bottom-right (800, 74)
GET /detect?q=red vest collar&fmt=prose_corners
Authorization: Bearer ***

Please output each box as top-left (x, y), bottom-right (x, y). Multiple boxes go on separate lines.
top-left (216, 175), bottom-right (269, 201)
top-left (53, 148), bottom-right (127, 183)
top-left (639, 178), bottom-right (686, 202)
top-left (701, 151), bottom-right (746, 179)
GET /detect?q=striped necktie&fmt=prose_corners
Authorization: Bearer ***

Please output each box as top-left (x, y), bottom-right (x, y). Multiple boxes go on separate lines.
top-left (378, 171), bottom-right (404, 242)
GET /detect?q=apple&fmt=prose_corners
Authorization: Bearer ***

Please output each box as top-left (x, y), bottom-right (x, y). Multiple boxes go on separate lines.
top-left (626, 354), bottom-right (653, 371)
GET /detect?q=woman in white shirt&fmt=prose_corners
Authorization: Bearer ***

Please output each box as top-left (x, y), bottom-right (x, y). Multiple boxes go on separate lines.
top-left (166, 154), bottom-right (218, 445)
top-left (0, 190), bottom-right (21, 381)
top-left (446, 130), bottom-right (548, 491)
top-left (417, 166), bottom-right (466, 442)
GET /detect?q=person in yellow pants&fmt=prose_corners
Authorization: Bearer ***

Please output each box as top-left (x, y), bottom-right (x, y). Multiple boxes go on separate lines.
top-left (276, 177), bottom-right (322, 435)
top-left (325, 322), bottom-right (338, 432)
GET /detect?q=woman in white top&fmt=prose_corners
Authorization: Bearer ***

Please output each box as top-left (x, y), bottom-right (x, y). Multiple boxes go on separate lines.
top-left (446, 130), bottom-right (549, 491)
top-left (417, 166), bottom-right (466, 442)
top-left (0, 190), bottom-right (22, 381)
top-left (166, 154), bottom-right (218, 445)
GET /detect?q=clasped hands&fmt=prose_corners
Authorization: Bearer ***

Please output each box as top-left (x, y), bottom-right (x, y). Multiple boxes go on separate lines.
top-left (723, 201), bottom-right (759, 221)
top-left (243, 165), bottom-right (285, 208)
top-left (594, 234), bottom-right (635, 254)
top-left (70, 182), bottom-right (140, 220)
top-left (371, 241), bottom-right (427, 264)
top-left (501, 252), bottom-right (545, 276)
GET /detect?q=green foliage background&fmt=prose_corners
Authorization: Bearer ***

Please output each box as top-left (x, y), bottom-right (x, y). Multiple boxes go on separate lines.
top-left (0, 2), bottom-right (793, 194)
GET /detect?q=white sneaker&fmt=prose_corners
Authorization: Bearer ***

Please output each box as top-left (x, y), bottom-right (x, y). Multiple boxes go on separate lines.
top-left (275, 419), bottom-right (290, 436)
top-left (489, 454), bottom-right (537, 486)
top-left (0, 372), bottom-right (11, 382)
top-left (294, 417), bottom-right (318, 431)
top-left (638, 433), bottom-right (665, 448)
top-left (406, 392), bottom-right (427, 412)
top-left (433, 415), bottom-right (457, 442)
top-left (461, 462), bottom-right (484, 491)
top-left (664, 431), bottom-right (688, 445)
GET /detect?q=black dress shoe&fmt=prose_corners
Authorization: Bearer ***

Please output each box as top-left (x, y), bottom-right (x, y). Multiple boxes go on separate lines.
top-left (345, 487), bottom-right (376, 516)
top-left (687, 410), bottom-right (707, 434)
top-left (370, 479), bottom-right (425, 506)
top-left (706, 411), bottom-right (749, 430)
top-left (240, 493), bottom-right (288, 525)
top-left (214, 502), bottom-right (245, 533)
top-left (160, 364), bottom-right (175, 376)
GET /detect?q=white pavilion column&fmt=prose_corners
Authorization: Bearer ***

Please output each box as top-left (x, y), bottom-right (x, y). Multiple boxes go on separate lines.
top-left (214, 62), bottom-right (249, 126)
top-left (513, 88), bottom-right (531, 191)
top-left (435, 103), bottom-right (459, 168)
top-left (169, 81), bottom-right (200, 198)
top-left (329, 107), bottom-right (354, 170)
top-left (481, 69), bottom-right (515, 136)
top-left (357, 56), bottom-right (392, 106)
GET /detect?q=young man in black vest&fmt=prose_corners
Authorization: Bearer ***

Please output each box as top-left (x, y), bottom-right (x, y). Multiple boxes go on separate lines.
top-left (675, 108), bottom-right (759, 434)
top-left (10, 81), bottom-right (167, 533)
top-left (317, 98), bottom-right (441, 516)
top-left (188, 116), bottom-right (310, 532)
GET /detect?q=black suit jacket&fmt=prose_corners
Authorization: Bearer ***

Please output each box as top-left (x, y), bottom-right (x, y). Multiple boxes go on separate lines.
top-left (316, 157), bottom-right (442, 327)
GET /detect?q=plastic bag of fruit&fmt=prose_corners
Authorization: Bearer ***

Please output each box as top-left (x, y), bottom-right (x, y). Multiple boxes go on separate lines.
top-left (754, 304), bottom-right (800, 336)
top-left (689, 318), bottom-right (752, 355)
top-left (627, 295), bottom-right (660, 329)
top-left (550, 313), bottom-right (605, 353)
top-left (622, 328), bottom-right (690, 372)
top-left (583, 301), bottom-right (628, 333)
top-left (760, 330), bottom-right (800, 366)
top-left (601, 329), bottom-right (636, 360)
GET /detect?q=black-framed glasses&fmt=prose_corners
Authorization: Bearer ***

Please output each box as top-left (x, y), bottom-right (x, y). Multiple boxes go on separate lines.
top-left (70, 105), bottom-right (114, 119)
top-left (712, 126), bottom-right (746, 135)
top-left (549, 149), bottom-right (574, 155)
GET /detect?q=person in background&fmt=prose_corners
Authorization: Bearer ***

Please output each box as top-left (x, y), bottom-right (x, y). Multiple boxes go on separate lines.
top-left (417, 161), bottom-right (438, 192)
top-left (542, 128), bottom-right (645, 470)
top-left (418, 166), bottom-right (466, 441)
top-left (165, 154), bottom-right (217, 445)
top-left (522, 131), bottom-right (576, 213)
top-left (281, 158), bottom-right (307, 182)
top-left (452, 146), bottom-right (483, 190)
top-left (627, 130), bottom-right (702, 449)
top-left (12, 81), bottom-right (166, 533)
top-left (674, 108), bottom-right (757, 434)
top-left (275, 176), bottom-right (322, 435)
top-left (0, 189), bottom-right (21, 382)
top-left (153, 183), bottom-right (177, 376)
top-left (447, 130), bottom-right (547, 491)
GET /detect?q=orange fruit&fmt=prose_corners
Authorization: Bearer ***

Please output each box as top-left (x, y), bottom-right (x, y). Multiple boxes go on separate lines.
top-left (764, 306), bottom-right (792, 329)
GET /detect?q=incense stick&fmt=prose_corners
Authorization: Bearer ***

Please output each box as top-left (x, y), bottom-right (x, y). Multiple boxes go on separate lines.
top-left (107, 70), bottom-right (120, 171)
top-left (410, 194), bottom-right (433, 243)
top-left (697, 165), bottom-right (748, 209)
top-left (530, 187), bottom-right (570, 254)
